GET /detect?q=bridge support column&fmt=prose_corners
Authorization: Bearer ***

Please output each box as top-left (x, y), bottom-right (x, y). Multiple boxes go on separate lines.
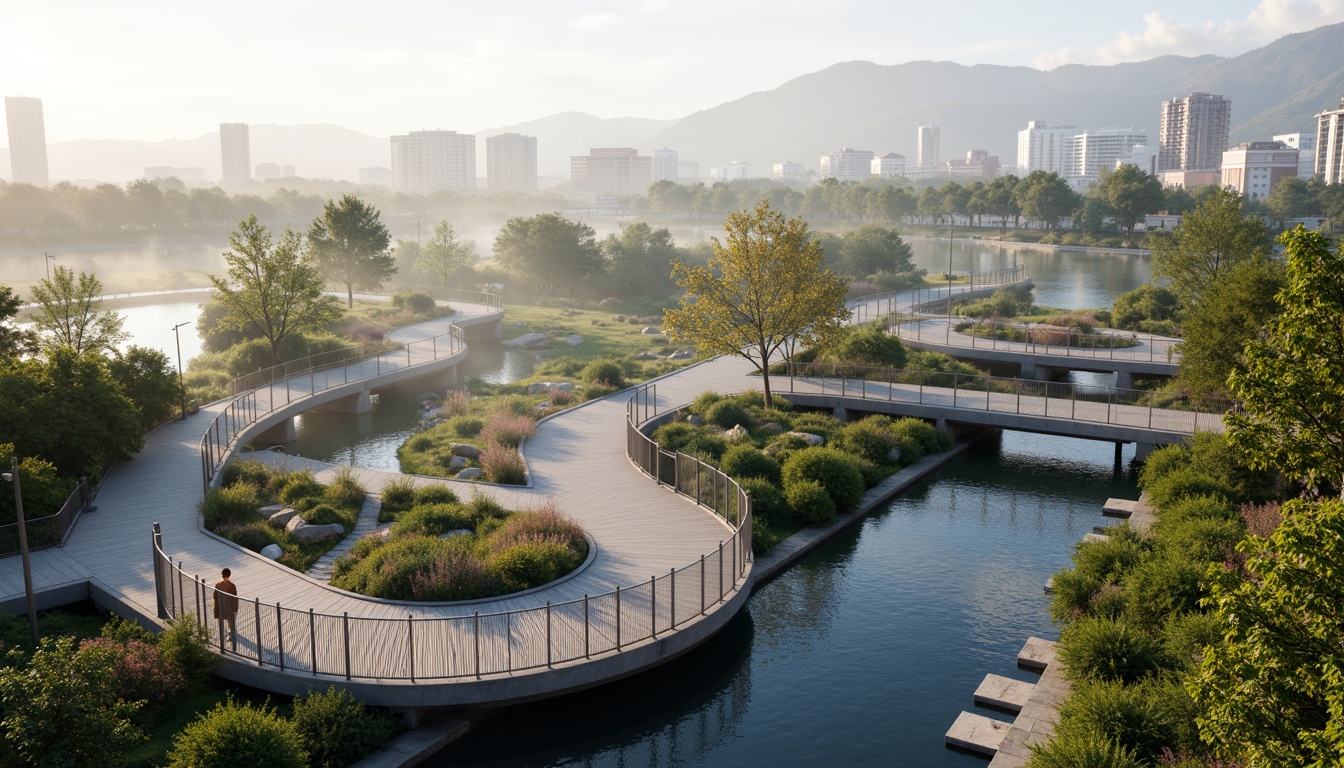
top-left (1020, 362), bottom-right (1055, 381)
top-left (1115, 370), bottom-right (1134, 389)
top-left (833, 407), bottom-right (848, 423)
top-left (390, 706), bottom-right (434, 729)
top-left (936, 418), bottom-right (952, 434)
top-left (464, 318), bottom-right (503, 342)
top-left (313, 390), bottom-right (372, 415)
top-left (256, 418), bottom-right (295, 444)
top-left (1133, 442), bottom-right (1157, 462)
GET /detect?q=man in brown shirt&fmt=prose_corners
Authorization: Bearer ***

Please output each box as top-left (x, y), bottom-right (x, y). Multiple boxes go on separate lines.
top-left (213, 568), bottom-right (239, 649)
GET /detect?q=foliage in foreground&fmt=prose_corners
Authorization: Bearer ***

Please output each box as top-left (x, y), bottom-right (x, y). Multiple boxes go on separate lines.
top-left (166, 697), bottom-right (307, 768)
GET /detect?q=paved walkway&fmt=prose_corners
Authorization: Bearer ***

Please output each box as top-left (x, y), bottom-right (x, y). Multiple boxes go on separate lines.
top-left (306, 495), bottom-right (383, 582)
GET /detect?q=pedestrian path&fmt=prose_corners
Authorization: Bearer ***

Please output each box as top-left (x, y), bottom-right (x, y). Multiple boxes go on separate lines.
top-left (305, 494), bottom-right (383, 582)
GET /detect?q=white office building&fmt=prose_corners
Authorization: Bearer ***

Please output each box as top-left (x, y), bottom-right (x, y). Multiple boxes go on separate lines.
top-left (1274, 132), bottom-right (1318, 177)
top-left (1071, 128), bottom-right (1149, 179)
top-left (772, 161), bottom-right (805, 181)
top-left (652, 149), bottom-right (679, 182)
top-left (391, 130), bottom-right (477, 192)
top-left (917, 126), bottom-right (940, 169)
top-left (219, 122), bottom-right (251, 186)
top-left (710, 161), bottom-right (753, 181)
top-left (571, 147), bottom-right (652, 197)
top-left (820, 147), bottom-right (875, 182)
top-left (871, 153), bottom-right (907, 178)
top-left (4, 96), bottom-right (49, 186)
top-left (1116, 144), bottom-right (1160, 176)
top-left (1316, 98), bottom-right (1344, 184)
top-left (1221, 141), bottom-right (1300, 199)
top-left (1017, 121), bottom-right (1076, 175)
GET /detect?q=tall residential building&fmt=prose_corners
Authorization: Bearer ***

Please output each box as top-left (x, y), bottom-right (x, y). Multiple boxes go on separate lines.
top-left (872, 153), bottom-right (907, 178)
top-left (486, 132), bottom-right (537, 192)
top-left (773, 160), bottom-right (805, 181)
top-left (390, 130), bottom-right (476, 192)
top-left (1071, 128), bottom-right (1149, 178)
top-left (219, 122), bottom-right (251, 186)
top-left (570, 148), bottom-right (652, 197)
top-left (1273, 132), bottom-right (1317, 177)
top-left (652, 149), bottom-right (679, 182)
top-left (1316, 99), bottom-right (1344, 184)
top-left (917, 126), bottom-right (940, 169)
top-left (1017, 121), bottom-right (1076, 175)
top-left (819, 147), bottom-right (875, 182)
top-left (1158, 92), bottom-right (1231, 172)
top-left (5, 96), bottom-right (50, 186)
top-left (1220, 141), bottom-right (1300, 200)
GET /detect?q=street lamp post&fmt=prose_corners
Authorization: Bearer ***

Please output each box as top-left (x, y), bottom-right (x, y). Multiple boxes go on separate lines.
top-left (3, 459), bottom-right (39, 647)
top-left (946, 220), bottom-right (955, 342)
top-left (43, 252), bottom-right (54, 282)
top-left (172, 322), bottom-right (191, 419)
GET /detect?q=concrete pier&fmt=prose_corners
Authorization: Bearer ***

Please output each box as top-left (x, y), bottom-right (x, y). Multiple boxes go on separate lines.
top-left (973, 674), bottom-right (1035, 714)
top-left (945, 712), bottom-right (1011, 756)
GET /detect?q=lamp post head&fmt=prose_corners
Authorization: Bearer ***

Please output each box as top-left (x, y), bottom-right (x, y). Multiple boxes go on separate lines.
top-left (1, 473), bottom-right (11, 482)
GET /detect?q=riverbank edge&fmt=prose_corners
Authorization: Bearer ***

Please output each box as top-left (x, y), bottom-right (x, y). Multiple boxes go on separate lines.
top-left (903, 235), bottom-right (1151, 257)
top-left (751, 436), bottom-right (978, 587)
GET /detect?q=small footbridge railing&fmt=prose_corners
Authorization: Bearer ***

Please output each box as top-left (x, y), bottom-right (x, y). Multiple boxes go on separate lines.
top-left (890, 316), bottom-right (1181, 364)
top-left (156, 384), bottom-right (751, 682)
top-left (785, 361), bottom-right (1229, 435)
top-left (847, 264), bottom-right (1028, 323)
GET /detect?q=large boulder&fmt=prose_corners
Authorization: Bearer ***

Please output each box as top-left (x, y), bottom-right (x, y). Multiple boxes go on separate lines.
top-left (525, 381), bottom-right (573, 395)
top-left (725, 424), bottom-right (751, 443)
top-left (290, 523), bottom-right (345, 544)
top-left (668, 350), bottom-right (693, 360)
top-left (450, 443), bottom-right (482, 459)
top-left (448, 455), bottom-right (468, 470)
top-left (566, 335), bottom-right (583, 346)
top-left (760, 422), bottom-right (785, 436)
top-left (285, 515), bottom-right (308, 534)
top-left (257, 503), bottom-right (284, 517)
top-left (259, 543), bottom-right (283, 560)
top-left (456, 468), bottom-right (485, 480)
top-left (785, 431), bottom-right (825, 446)
top-left (503, 332), bottom-right (551, 350)
top-left (268, 507), bottom-right (300, 528)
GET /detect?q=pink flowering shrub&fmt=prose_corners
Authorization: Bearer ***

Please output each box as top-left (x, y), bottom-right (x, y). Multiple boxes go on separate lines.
top-left (480, 413), bottom-right (535, 448)
top-left (79, 636), bottom-right (185, 708)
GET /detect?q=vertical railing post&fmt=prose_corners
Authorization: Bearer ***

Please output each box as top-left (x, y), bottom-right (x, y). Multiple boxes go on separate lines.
top-left (276, 603), bottom-right (285, 671)
top-left (615, 586), bottom-right (622, 650)
top-left (342, 612), bottom-right (351, 680)
top-left (407, 615), bottom-right (415, 682)
top-left (308, 608), bottom-right (317, 673)
top-left (254, 597), bottom-right (263, 664)
top-left (700, 554), bottom-right (706, 615)
top-left (670, 568), bottom-right (676, 629)
top-left (719, 542), bottom-right (725, 603)
top-left (474, 611), bottom-right (480, 678)
top-left (650, 575), bottom-right (657, 637)
top-left (546, 602), bottom-right (552, 667)
top-left (583, 594), bottom-right (590, 658)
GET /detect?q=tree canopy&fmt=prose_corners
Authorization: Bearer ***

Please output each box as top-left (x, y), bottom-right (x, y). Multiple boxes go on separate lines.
top-left (107, 346), bottom-right (182, 430)
top-left (663, 202), bottom-right (850, 408)
top-left (1150, 188), bottom-right (1270, 306)
top-left (209, 216), bottom-right (343, 366)
top-left (0, 285), bottom-right (36, 359)
top-left (28, 266), bottom-right (126, 355)
top-left (1177, 256), bottom-right (1284, 398)
top-left (1014, 171), bottom-right (1079, 231)
top-left (835, 226), bottom-right (917, 279)
top-left (1097, 165), bottom-right (1164, 240)
top-left (414, 221), bottom-right (474, 298)
top-left (1228, 227), bottom-right (1344, 492)
top-left (307, 194), bottom-right (395, 308)
top-left (493, 213), bottom-right (603, 296)
top-left (601, 222), bottom-right (679, 298)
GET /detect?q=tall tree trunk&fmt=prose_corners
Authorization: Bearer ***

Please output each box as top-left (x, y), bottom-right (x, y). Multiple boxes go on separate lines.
top-left (346, 283), bottom-right (354, 309)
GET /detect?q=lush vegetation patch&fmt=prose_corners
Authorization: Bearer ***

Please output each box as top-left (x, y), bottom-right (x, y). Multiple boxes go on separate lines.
top-left (332, 491), bottom-right (587, 601)
top-left (204, 460), bottom-right (365, 571)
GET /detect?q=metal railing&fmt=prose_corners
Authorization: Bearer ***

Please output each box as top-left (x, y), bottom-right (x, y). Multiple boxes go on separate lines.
top-left (785, 361), bottom-right (1229, 435)
top-left (0, 476), bottom-right (91, 556)
top-left (846, 265), bottom-right (1029, 324)
top-left (890, 316), bottom-right (1180, 364)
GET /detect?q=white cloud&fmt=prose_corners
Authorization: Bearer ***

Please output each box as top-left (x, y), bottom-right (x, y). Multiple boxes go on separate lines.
top-left (1032, 0), bottom-right (1344, 69)
top-left (571, 13), bottom-right (626, 30)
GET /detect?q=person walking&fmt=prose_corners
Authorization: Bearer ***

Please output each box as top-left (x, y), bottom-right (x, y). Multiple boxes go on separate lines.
top-left (213, 568), bottom-right (239, 649)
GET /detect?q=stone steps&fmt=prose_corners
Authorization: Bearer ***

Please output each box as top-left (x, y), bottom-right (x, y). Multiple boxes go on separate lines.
top-left (945, 711), bottom-right (1011, 757)
top-left (307, 495), bottom-right (382, 581)
top-left (973, 674), bottom-right (1035, 714)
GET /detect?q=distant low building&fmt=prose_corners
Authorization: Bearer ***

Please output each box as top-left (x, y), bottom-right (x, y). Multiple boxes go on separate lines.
top-left (871, 152), bottom-right (907, 178)
top-left (819, 147), bottom-right (874, 182)
top-left (254, 162), bottom-right (284, 181)
top-left (143, 166), bottom-right (209, 183)
top-left (1116, 144), bottom-right (1159, 176)
top-left (773, 160), bottom-right (805, 181)
top-left (1221, 141), bottom-right (1299, 199)
top-left (678, 160), bottom-right (700, 180)
top-left (1273, 132), bottom-right (1317, 177)
top-left (359, 167), bottom-right (392, 185)
top-left (571, 147), bottom-right (652, 197)
top-left (945, 149), bottom-right (999, 178)
top-left (710, 161), bottom-right (753, 181)
top-left (1159, 169), bottom-right (1220, 189)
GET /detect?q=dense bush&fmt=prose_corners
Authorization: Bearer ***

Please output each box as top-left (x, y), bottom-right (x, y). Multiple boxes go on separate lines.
top-left (1144, 468), bottom-right (1235, 510)
top-left (1121, 552), bottom-right (1206, 630)
top-left (689, 391), bottom-right (723, 415)
top-left (291, 686), bottom-right (401, 768)
top-left (703, 399), bottom-right (755, 430)
top-left (445, 415), bottom-right (485, 438)
top-left (833, 323), bottom-right (908, 368)
top-left (786, 479), bottom-right (836, 524)
top-left (278, 470), bottom-right (324, 506)
top-left (739, 477), bottom-right (787, 519)
top-left (413, 484), bottom-right (459, 507)
top-left (581, 359), bottom-right (626, 388)
top-left (479, 444), bottom-right (527, 484)
top-left (1160, 611), bottom-right (1223, 672)
top-left (380, 477), bottom-right (416, 516)
top-left (782, 448), bottom-right (865, 515)
top-left (480, 412), bottom-right (536, 448)
top-left (199, 482), bottom-right (261, 528)
top-left (787, 412), bottom-right (844, 445)
top-left (167, 698), bottom-right (307, 768)
top-left (1054, 679), bottom-right (1180, 762)
top-left (158, 613), bottom-right (216, 687)
top-left (391, 291), bottom-right (436, 313)
top-left (79, 636), bottom-right (184, 710)
top-left (839, 417), bottom-right (898, 464)
top-left (489, 540), bottom-right (582, 592)
top-left (303, 503), bottom-right (345, 527)
top-left (1058, 616), bottom-right (1164, 684)
top-left (324, 467), bottom-right (366, 509)
top-left (719, 445), bottom-right (782, 484)
top-left (1026, 728), bottom-right (1143, 768)
top-left (391, 503), bottom-right (473, 537)
top-left (219, 459), bottom-right (272, 492)
top-left (892, 417), bottom-right (952, 455)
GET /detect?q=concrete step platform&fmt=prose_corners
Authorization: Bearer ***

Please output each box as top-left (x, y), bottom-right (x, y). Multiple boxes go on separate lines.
top-left (1081, 532), bottom-right (1109, 544)
top-left (1043, 575), bottom-right (1054, 595)
top-left (946, 711), bottom-right (1011, 756)
top-left (1092, 524), bottom-right (1111, 535)
top-left (1017, 636), bottom-right (1056, 672)
top-left (1103, 497), bottom-right (1139, 517)
top-left (974, 674), bottom-right (1035, 714)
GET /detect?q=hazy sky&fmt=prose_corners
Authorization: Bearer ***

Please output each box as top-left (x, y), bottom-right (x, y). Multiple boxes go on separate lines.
top-left (3, 0), bottom-right (1343, 142)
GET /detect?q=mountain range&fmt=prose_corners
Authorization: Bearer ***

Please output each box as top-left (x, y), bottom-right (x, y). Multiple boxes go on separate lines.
top-left (5, 21), bottom-right (1344, 183)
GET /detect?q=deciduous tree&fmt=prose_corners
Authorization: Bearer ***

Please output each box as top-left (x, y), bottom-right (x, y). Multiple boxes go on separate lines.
top-left (1150, 188), bottom-right (1269, 306)
top-left (414, 221), bottom-right (474, 298)
top-left (837, 226), bottom-right (917, 279)
top-left (0, 285), bottom-right (35, 359)
top-left (1177, 256), bottom-right (1283, 397)
top-left (108, 345), bottom-right (181, 430)
top-left (29, 266), bottom-right (126, 355)
top-left (1097, 165), bottom-right (1164, 240)
top-left (1014, 171), bottom-right (1077, 231)
top-left (210, 216), bottom-right (342, 365)
top-left (493, 213), bottom-right (603, 296)
top-left (601, 222), bottom-right (679, 298)
top-left (663, 202), bottom-right (850, 409)
top-left (307, 195), bottom-right (394, 308)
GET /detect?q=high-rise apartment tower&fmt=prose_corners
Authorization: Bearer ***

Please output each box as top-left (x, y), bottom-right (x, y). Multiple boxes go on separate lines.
top-left (391, 130), bottom-right (476, 193)
top-left (1315, 98), bottom-right (1344, 184)
top-left (219, 122), bottom-right (251, 186)
top-left (652, 149), bottom-right (679, 182)
top-left (917, 126), bottom-right (940, 169)
top-left (1017, 121), bottom-right (1076, 175)
top-left (5, 96), bottom-right (50, 186)
top-left (1158, 93), bottom-right (1231, 172)
top-left (486, 133), bottom-right (537, 192)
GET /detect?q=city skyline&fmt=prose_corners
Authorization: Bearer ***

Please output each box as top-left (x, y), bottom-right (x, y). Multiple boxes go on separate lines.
top-left (2, 1), bottom-right (1341, 144)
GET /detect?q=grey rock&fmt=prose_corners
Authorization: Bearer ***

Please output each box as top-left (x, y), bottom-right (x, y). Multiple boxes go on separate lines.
top-left (268, 507), bottom-right (300, 528)
top-left (456, 467), bottom-right (485, 480)
top-left (285, 515), bottom-right (308, 533)
top-left (786, 431), bottom-right (825, 446)
top-left (502, 332), bottom-right (550, 349)
top-left (725, 424), bottom-right (751, 443)
top-left (449, 455), bottom-right (468, 469)
top-left (291, 522), bottom-right (345, 544)
top-left (760, 422), bottom-right (785, 435)
top-left (687, 414), bottom-right (703, 426)
top-left (526, 381), bottom-right (574, 395)
top-left (887, 446), bottom-right (903, 463)
top-left (259, 543), bottom-right (283, 560)
top-left (566, 335), bottom-right (583, 346)
top-left (257, 503), bottom-right (284, 517)
top-left (668, 349), bottom-right (693, 360)
top-left (450, 443), bottom-right (482, 459)
top-left (641, 326), bottom-right (663, 335)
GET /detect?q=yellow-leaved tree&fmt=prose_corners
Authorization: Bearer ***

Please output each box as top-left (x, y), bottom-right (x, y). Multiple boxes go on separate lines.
top-left (663, 202), bottom-right (849, 409)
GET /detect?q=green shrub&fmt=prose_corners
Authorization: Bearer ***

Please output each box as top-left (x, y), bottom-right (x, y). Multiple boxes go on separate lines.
top-left (491, 394), bottom-right (536, 418)
top-left (1122, 552), bottom-right (1206, 630)
top-left (380, 477), bottom-right (415, 517)
top-left (1058, 617), bottom-right (1164, 684)
top-left (839, 417), bottom-right (897, 464)
top-left (391, 291), bottom-right (436, 313)
top-left (892, 417), bottom-right (952, 454)
top-left (1137, 443), bottom-right (1188, 490)
top-left (221, 459), bottom-right (273, 490)
top-left (158, 613), bottom-right (216, 687)
top-left (1145, 468), bottom-right (1235, 510)
top-left (704, 399), bottom-right (755, 429)
top-left (1049, 567), bottom-right (1103, 624)
top-left (464, 493), bottom-right (509, 525)
top-left (303, 504), bottom-right (345, 527)
top-left (1155, 515), bottom-right (1244, 564)
top-left (409, 435), bottom-right (433, 452)
top-left (391, 503), bottom-right (473, 537)
top-left (782, 448), bottom-right (865, 514)
top-left (278, 470), bottom-right (324, 505)
top-left (1053, 679), bottom-right (1175, 762)
top-left (1027, 729), bottom-right (1143, 768)
top-left (200, 482), bottom-right (261, 528)
top-left (330, 536), bottom-right (461, 599)
top-left (167, 697), bottom-right (307, 768)
top-left (1161, 611), bottom-right (1223, 672)
top-left (1049, 530), bottom-right (1151, 624)
top-left (739, 477), bottom-right (787, 518)
top-left (786, 479), bottom-right (835, 525)
top-left (216, 520), bottom-right (281, 552)
top-left (682, 433), bottom-right (729, 462)
top-left (1159, 494), bottom-right (1238, 527)
top-left (291, 686), bottom-right (401, 768)
top-left (100, 614), bottom-right (156, 645)
top-left (788, 412), bottom-right (843, 444)
top-left (488, 540), bottom-right (581, 592)
top-left (719, 445), bottom-right (782, 484)
top-left (689, 391), bottom-right (723, 415)
top-left (480, 444), bottom-right (527, 484)
top-left (413, 485), bottom-right (459, 507)
top-left (325, 467), bottom-right (365, 509)
top-left (581, 359), bottom-right (625, 388)
top-left (734, 389), bottom-right (767, 410)
top-left (833, 323), bottom-right (907, 368)
top-left (446, 416), bottom-right (485, 438)
top-left (652, 422), bottom-right (702, 452)
top-left (480, 412), bottom-right (536, 448)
